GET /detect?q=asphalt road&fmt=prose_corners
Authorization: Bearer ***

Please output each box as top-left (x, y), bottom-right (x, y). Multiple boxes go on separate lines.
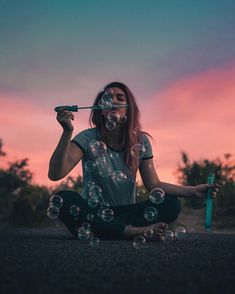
top-left (0, 227), bottom-right (234, 294)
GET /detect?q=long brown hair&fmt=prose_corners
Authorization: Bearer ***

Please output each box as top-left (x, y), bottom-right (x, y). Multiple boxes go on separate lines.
top-left (89, 82), bottom-right (150, 177)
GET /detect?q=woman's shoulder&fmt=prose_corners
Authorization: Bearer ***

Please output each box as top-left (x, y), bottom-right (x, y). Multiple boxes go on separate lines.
top-left (74, 127), bottom-right (100, 139)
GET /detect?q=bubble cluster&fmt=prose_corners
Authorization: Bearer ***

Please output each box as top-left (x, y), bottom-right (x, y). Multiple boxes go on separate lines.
top-left (144, 207), bottom-right (159, 222)
top-left (149, 187), bottom-right (165, 204)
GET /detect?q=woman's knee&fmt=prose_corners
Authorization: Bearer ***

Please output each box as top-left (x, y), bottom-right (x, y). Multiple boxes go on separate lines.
top-left (164, 196), bottom-right (181, 223)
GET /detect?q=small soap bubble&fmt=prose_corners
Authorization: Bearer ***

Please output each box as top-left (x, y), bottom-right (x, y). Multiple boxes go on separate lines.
top-left (98, 167), bottom-right (112, 178)
top-left (87, 197), bottom-right (99, 208)
top-left (162, 230), bottom-right (174, 244)
top-left (149, 187), bottom-right (165, 204)
top-left (101, 208), bottom-right (114, 222)
top-left (77, 226), bottom-right (91, 240)
top-left (49, 194), bottom-right (63, 209)
top-left (89, 237), bottom-right (100, 247)
top-left (137, 189), bottom-right (146, 197)
top-left (144, 207), bottom-right (158, 222)
top-left (131, 144), bottom-right (146, 159)
top-left (133, 235), bottom-right (146, 249)
top-left (144, 228), bottom-right (154, 239)
top-left (87, 180), bottom-right (96, 188)
top-left (81, 222), bottom-right (91, 231)
top-left (84, 160), bottom-right (96, 172)
top-left (90, 141), bottom-right (107, 157)
top-left (69, 205), bottom-right (80, 216)
top-left (107, 111), bottom-right (120, 123)
top-left (47, 206), bottom-right (59, 219)
top-left (89, 185), bottom-right (102, 198)
top-left (175, 226), bottom-right (187, 239)
top-left (105, 120), bottom-right (117, 131)
top-left (112, 171), bottom-right (128, 183)
top-left (87, 213), bottom-right (94, 222)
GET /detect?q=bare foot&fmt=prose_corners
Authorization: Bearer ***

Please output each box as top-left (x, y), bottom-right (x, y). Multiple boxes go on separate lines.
top-left (123, 222), bottom-right (168, 241)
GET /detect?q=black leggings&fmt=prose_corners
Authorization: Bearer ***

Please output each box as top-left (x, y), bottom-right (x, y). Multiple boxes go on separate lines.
top-left (56, 190), bottom-right (181, 239)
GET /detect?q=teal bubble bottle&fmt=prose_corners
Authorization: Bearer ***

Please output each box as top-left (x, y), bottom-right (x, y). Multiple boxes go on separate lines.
top-left (205, 173), bottom-right (215, 231)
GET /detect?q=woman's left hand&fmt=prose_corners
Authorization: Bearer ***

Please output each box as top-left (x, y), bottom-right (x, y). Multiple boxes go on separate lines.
top-left (193, 183), bottom-right (221, 199)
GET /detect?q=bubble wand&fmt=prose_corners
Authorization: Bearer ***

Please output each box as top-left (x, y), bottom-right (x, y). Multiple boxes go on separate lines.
top-left (54, 104), bottom-right (128, 112)
top-left (205, 173), bottom-right (215, 231)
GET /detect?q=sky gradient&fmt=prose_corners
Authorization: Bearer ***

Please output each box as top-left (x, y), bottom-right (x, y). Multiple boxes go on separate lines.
top-left (0, 0), bottom-right (235, 187)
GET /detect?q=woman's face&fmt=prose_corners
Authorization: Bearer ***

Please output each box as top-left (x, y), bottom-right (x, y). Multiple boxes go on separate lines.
top-left (101, 87), bottom-right (127, 119)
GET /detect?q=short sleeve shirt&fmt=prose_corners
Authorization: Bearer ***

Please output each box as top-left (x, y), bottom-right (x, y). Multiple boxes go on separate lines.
top-left (71, 127), bottom-right (153, 206)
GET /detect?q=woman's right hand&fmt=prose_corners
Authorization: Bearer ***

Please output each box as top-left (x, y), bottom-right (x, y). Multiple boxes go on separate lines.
top-left (56, 109), bottom-right (75, 132)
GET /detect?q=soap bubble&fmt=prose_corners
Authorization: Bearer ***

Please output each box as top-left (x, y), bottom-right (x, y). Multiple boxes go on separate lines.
top-left (87, 180), bottom-right (96, 188)
top-left (112, 171), bottom-right (128, 183)
top-left (175, 226), bottom-right (187, 239)
top-left (49, 194), bottom-right (63, 209)
top-left (131, 144), bottom-right (146, 159)
top-left (87, 213), bottom-right (94, 222)
top-left (107, 111), bottom-right (120, 123)
top-left (98, 167), bottom-right (112, 178)
top-left (162, 230), bottom-right (174, 244)
top-left (144, 228), bottom-right (154, 239)
top-left (149, 187), bottom-right (165, 204)
top-left (89, 237), bottom-right (100, 247)
top-left (144, 207), bottom-right (158, 222)
top-left (77, 224), bottom-right (91, 240)
top-left (137, 189), bottom-right (147, 198)
top-left (99, 93), bottom-right (113, 110)
top-left (101, 208), bottom-right (114, 222)
top-left (90, 141), bottom-right (107, 157)
top-left (47, 206), bottom-right (59, 219)
top-left (87, 196), bottom-right (99, 208)
top-left (69, 205), bottom-right (80, 216)
top-left (84, 160), bottom-right (96, 172)
top-left (105, 120), bottom-right (116, 131)
top-left (89, 185), bottom-right (102, 198)
top-left (133, 235), bottom-right (146, 249)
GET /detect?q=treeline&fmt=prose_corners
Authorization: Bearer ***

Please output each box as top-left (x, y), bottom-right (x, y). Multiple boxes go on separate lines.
top-left (0, 139), bottom-right (234, 227)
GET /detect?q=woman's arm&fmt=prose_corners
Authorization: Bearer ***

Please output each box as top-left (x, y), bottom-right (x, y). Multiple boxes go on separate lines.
top-left (139, 158), bottom-right (219, 198)
top-left (48, 109), bottom-right (84, 181)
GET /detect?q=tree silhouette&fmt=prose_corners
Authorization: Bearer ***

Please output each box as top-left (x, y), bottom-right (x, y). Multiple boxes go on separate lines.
top-left (175, 151), bottom-right (235, 213)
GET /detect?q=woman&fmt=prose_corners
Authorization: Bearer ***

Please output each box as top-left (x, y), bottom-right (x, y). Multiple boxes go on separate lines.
top-left (48, 81), bottom-right (219, 240)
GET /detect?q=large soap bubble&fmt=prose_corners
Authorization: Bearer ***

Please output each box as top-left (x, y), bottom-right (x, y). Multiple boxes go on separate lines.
top-left (90, 141), bottom-right (107, 157)
top-left (149, 187), bottom-right (165, 204)
top-left (131, 144), bottom-right (146, 159)
top-left (107, 111), bottom-right (120, 123)
top-left (143, 207), bottom-right (159, 222)
top-left (101, 208), bottom-right (114, 222)
top-left (69, 205), bottom-right (80, 217)
top-left (99, 93), bottom-right (113, 110)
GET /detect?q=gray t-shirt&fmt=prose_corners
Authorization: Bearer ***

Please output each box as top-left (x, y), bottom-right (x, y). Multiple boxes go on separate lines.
top-left (71, 127), bottom-right (153, 206)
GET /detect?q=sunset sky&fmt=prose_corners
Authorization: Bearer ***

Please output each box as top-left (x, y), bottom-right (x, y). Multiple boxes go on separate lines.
top-left (0, 0), bottom-right (235, 188)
